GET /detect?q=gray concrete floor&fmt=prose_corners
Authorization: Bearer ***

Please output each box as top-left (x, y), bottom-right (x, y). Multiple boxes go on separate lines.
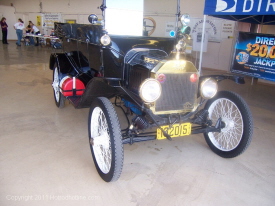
top-left (0, 41), bottom-right (275, 206)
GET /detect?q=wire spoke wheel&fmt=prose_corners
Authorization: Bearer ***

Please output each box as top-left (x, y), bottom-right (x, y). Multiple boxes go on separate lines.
top-left (143, 17), bottom-right (156, 36)
top-left (204, 91), bottom-right (253, 158)
top-left (52, 64), bottom-right (65, 108)
top-left (89, 97), bottom-right (123, 182)
top-left (90, 107), bottom-right (112, 173)
top-left (53, 66), bottom-right (60, 100)
top-left (208, 98), bottom-right (243, 151)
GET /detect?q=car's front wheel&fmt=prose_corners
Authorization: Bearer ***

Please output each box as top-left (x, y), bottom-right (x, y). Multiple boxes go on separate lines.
top-left (88, 97), bottom-right (124, 182)
top-left (204, 91), bottom-right (253, 158)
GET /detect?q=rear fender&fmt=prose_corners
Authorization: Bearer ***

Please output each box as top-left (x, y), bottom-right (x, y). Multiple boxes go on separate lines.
top-left (49, 53), bottom-right (74, 73)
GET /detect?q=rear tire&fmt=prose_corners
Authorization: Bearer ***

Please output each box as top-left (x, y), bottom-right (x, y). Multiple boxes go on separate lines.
top-left (52, 64), bottom-right (65, 108)
top-left (204, 91), bottom-right (253, 158)
top-left (88, 97), bottom-right (124, 182)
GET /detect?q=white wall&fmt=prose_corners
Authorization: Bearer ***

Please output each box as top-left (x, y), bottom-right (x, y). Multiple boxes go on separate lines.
top-left (262, 24), bottom-right (275, 34)
top-left (0, 6), bottom-right (17, 40)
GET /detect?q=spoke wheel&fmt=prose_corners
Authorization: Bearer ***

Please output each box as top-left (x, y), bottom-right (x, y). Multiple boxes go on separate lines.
top-left (52, 64), bottom-right (65, 108)
top-left (88, 97), bottom-right (123, 182)
top-left (204, 91), bottom-right (253, 158)
top-left (143, 17), bottom-right (156, 36)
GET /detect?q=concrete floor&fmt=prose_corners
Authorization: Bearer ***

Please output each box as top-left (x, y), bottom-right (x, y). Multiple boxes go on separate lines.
top-left (0, 41), bottom-right (275, 206)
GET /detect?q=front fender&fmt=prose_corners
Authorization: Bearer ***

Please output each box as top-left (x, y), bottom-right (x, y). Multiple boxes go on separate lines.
top-left (76, 77), bottom-right (123, 108)
top-left (197, 75), bottom-right (245, 99)
top-left (199, 75), bottom-right (245, 85)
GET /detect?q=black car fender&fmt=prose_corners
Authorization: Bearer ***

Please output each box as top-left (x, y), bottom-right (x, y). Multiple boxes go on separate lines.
top-left (76, 77), bottom-right (123, 108)
top-left (198, 75), bottom-right (245, 98)
top-left (199, 75), bottom-right (245, 85)
top-left (49, 53), bottom-right (75, 74)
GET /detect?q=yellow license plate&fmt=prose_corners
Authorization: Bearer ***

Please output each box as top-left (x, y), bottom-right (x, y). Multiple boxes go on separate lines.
top-left (157, 123), bottom-right (191, 140)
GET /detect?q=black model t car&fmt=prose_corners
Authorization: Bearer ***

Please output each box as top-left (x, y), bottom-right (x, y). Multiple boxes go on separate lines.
top-left (49, 3), bottom-right (253, 182)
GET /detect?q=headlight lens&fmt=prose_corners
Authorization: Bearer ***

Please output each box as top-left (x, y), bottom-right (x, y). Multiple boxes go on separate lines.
top-left (200, 78), bottom-right (218, 99)
top-left (139, 78), bottom-right (162, 103)
top-left (100, 34), bottom-right (111, 46)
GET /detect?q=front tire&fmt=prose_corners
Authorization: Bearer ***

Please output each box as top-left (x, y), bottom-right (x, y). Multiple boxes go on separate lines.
top-left (52, 64), bottom-right (65, 108)
top-left (88, 97), bottom-right (124, 182)
top-left (204, 91), bottom-right (253, 158)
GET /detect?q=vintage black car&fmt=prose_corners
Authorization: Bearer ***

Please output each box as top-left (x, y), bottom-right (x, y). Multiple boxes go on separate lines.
top-left (49, 4), bottom-right (253, 182)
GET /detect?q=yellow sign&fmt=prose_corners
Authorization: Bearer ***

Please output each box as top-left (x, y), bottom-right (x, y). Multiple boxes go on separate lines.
top-left (65, 19), bottom-right (76, 24)
top-left (37, 16), bottom-right (41, 26)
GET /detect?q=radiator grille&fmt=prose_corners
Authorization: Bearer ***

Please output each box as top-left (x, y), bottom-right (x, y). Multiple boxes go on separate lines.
top-left (154, 73), bottom-right (198, 113)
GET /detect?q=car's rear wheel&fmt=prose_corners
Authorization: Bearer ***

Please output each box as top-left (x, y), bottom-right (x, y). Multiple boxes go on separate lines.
top-left (52, 63), bottom-right (65, 108)
top-left (204, 91), bottom-right (253, 158)
top-left (88, 97), bottom-right (124, 182)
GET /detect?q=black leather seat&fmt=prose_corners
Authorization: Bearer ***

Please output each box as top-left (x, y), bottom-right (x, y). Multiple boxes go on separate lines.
top-left (61, 24), bottom-right (82, 39)
top-left (76, 25), bottom-right (103, 44)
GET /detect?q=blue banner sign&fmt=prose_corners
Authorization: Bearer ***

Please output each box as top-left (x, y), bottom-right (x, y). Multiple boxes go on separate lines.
top-left (204, 0), bottom-right (275, 15)
top-left (231, 32), bottom-right (275, 82)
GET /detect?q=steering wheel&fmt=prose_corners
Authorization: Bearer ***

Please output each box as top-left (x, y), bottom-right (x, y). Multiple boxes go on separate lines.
top-left (143, 17), bottom-right (156, 36)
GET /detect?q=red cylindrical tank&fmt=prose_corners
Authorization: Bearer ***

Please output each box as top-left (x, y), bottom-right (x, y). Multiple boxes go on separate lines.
top-left (60, 76), bottom-right (85, 96)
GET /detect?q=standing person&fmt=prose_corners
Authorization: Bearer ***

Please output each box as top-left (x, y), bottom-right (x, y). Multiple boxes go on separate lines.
top-left (1, 17), bottom-right (8, 44)
top-left (30, 21), bottom-right (40, 46)
top-left (14, 18), bottom-right (24, 46)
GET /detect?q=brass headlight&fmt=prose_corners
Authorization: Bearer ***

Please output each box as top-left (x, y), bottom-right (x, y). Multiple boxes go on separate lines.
top-left (200, 78), bottom-right (218, 99)
top-left (139, 78), bottom-right (162, 103)
top-left (100, 34), bottom-right (111, 46)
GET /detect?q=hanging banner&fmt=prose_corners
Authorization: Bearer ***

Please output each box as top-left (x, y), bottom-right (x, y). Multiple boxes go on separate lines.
top-left (231, 32), bottom-right (275, 82)
top-left (36, 16), bottom-right (41, 26)
top-left (204, 0), bottom-right (275, 15)
top-left (43, 13), bottom-right (61, 28)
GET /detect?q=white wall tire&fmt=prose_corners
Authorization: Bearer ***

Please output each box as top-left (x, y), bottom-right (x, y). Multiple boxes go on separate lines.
top-left (52, 64), bottom-right (65, 108)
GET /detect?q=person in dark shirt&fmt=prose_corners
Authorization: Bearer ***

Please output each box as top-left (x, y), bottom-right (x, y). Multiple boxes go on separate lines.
top-left (25, 22), bottom-right (35, 45)
top-left (29, 21), bottom-right (40, 46)
top-left (1, 17), bottom-right (8, 44)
